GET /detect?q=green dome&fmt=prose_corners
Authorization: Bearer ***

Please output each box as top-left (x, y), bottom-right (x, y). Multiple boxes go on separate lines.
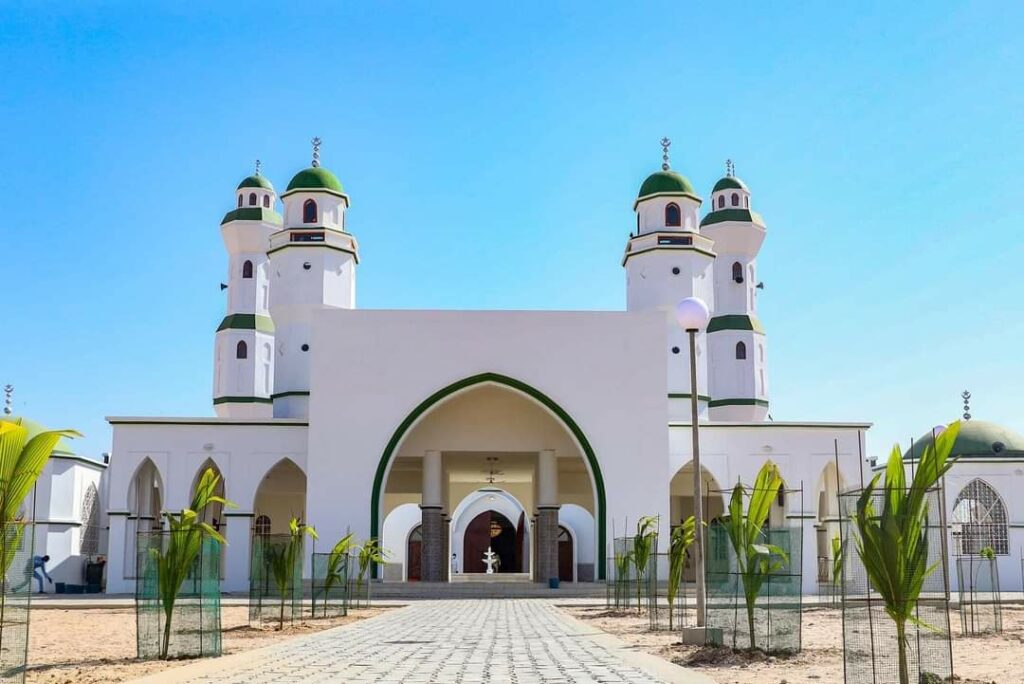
top-left (637, 170), bottom-right (696, 199)
top-left (0, 416), bottom-right (76, 456)
top-left (903, 421), bottom-right (1024, 460)
top-left (712, 176), bottom-right (748, 193)
top-left (285, 167), bottom-right (344, 194)
top-left (237, 175), bottom-right (274, 191)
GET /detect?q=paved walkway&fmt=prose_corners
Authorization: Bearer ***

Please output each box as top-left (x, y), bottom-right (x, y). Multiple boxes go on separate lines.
top-left (134, 600), bottom-right (712, 684)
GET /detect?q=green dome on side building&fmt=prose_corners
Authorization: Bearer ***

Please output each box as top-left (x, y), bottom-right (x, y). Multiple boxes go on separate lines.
top-left (903, 421), bottom-right (1024, 460)
top-left (237, 175), bottom-right (274, 191)
top-left (285, 167), bottom-right (345, 194)
top-left (0, 416), bottom-right (76, 456)
top-left (712, 176), bottom-right (748, 192)
top-left (637, 170), bottom-right (697, 200)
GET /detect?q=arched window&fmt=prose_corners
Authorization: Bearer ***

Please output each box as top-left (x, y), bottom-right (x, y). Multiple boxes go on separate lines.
top-left (262, 195), bottom-right (270, 208)
top-left (952, 479), bottom-right (1009, 555)
top-left (303, 199), bottom-right (317, 224)
top-left (254, 515), bottom-right (271, 536)
top-left (248, 193), bottom-right (257, 206)
top-left (236, 340), bottom-right (248, 359)
top-left (732, 261), bottom-right (743, 283)
top-left (665, 203), bottom-right (681, 227)
top-left (717, 195), bottom-right (725, 209)
top-left (80, 483), bottom-right (100, 556)
top-left (731, 193), bottom-right (739, 207)
top-left (735, 341), bottom-right (747, 360)
top-left (242, 260), bottom-right (253, 279)
top-left (744, 196), bottom-right (749, 208)
top-left (237, 195), bottom-right (243, 208)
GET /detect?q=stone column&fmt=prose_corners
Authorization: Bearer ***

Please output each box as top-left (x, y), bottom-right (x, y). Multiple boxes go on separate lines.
top-left (536, 507), bottom-right (560, 583)
top-left (535, 449), bottom-right (560, 583)
top-left (420, 451), bottom-right (444, 582)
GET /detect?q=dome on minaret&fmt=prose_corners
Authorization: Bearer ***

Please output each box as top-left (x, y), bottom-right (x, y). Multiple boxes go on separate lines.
top-left (237, 174), bottom-right (274, 191)
top-left (637, 170), bottom-right (696, 200)
top-left (712, 175), bottom-right (748, 193)
top-left (285, 167), bottom-right (344, 194)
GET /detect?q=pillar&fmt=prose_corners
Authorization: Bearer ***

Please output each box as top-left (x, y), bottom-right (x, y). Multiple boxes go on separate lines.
top-left (420, 450), bottom-right (444, 582)
top-left (106, 513), bottom-right (130, 594)
top-left (535, 449), bottom-right (560, 583)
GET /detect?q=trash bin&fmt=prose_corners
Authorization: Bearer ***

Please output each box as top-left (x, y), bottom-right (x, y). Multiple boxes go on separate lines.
top-left (548, 577), bottom-right (559, 589)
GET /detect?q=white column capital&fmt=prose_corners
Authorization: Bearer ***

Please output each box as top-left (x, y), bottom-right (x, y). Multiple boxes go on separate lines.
top-left (422, 450), bottom-right (443, 508)
top-left (537, 449), bottom-right (558, 507)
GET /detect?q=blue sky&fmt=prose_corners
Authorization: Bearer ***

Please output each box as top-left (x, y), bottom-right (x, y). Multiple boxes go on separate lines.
top-left (1, 2), bottom-right (1021, 461)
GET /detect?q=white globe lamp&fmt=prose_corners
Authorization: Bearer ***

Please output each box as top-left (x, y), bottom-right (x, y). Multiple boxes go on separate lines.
top-left (675, 297), bottom-right (710, 332)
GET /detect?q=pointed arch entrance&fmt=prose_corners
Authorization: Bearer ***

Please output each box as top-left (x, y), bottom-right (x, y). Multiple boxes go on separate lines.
top-left (371, 373), bottom-right (607, 580)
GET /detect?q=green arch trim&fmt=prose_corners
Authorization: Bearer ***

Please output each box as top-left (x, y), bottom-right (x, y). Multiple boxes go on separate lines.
top-left (370, 372), bottom-right (607, 580)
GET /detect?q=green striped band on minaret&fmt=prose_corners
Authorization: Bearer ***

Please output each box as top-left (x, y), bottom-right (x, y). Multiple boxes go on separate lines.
top-left (216, 314), bottom-right (275, 333)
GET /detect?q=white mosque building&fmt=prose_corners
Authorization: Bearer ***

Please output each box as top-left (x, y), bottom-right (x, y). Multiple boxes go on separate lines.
top-left (96, 140), bottom-right (1023, 597)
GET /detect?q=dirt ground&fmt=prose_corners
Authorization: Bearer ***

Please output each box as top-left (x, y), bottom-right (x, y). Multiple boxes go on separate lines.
top-left (565, 604), bottom-right (1024, 684)
top-left (25, 605), bottom-right (389, 684)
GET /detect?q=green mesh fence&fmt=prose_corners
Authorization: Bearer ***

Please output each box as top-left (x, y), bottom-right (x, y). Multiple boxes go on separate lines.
top-left (839, 487), bottom-right (952, 684)
top-left (705, 522), bottom-right (803, 654)
top-left (135, 532), bottom-right (222, 660)
top-left (956, 556), bottom-right (1001, 636)
top-left (249, 533), bottom-right (304, 628)
top-left (0, 523), bottom-right (34, 683)
top-left (605, 533), bottom-right (658, 612)
top-left (311, 552), bottom-right (349, 618)
top-left (645, 552), bottom-right (696, 631)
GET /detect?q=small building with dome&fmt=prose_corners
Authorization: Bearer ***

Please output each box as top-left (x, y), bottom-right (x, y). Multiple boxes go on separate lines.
top-left (895, 420), bottom-right (1024, 594)
top-left (0, 415), bottom-right (107, 588)
top-left (100, 139), bottom-right (878, 595)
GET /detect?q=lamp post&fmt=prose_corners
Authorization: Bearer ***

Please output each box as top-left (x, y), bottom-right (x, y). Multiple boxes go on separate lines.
top-left (675, 297), bottom-right (710, 628)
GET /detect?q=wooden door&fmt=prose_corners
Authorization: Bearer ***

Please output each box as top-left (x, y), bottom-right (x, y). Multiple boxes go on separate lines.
top-left (407, 526), bottom-right (422, 581)
top-left (557, 526), bottom-right (574, 582)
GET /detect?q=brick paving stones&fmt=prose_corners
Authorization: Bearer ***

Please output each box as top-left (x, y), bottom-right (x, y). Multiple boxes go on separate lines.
top-left (137, 599), bottom-right (690, 684)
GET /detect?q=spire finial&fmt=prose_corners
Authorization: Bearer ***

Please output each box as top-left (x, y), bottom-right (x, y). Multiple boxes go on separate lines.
top-left (3, 385), bottom-right (12, 416)
top-left (726, 159), bottom-right (734, 178)
top-left (660, 137), bottom-right (671, 171)
top-left (255, 159), bottom-right (262, 177)
top-left (961, 389), bottom-right (972, 421)
top-left (311, 137), bottom-right (322, 168)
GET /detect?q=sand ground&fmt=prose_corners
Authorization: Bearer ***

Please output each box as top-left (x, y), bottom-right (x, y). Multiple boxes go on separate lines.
top-left (25, 605), bottom-right (388, 684)
top-left (565, 604), bottom-right (1024, 684)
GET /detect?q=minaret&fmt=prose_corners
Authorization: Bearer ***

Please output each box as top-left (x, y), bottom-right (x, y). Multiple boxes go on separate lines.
top-left (213, 161), bottom-right (281, 418)
top-left (624, 139), bottom-right (716, 420)
top-left (268, 138), bottom-right (359, 418)
top-left (701, 160), bottom-right (768, 421)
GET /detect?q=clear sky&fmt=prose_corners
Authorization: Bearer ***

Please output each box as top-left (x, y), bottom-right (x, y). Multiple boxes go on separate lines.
top-left (2, 2), bottom-right (1021, 463)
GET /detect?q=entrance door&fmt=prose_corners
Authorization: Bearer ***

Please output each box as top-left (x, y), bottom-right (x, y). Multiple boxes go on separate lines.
top-left (463, 511), bottom-right (518, 573)
top-left (557, 526), bottom-right (574, 582)
top-left (407, 526), bottom-right (422, 581)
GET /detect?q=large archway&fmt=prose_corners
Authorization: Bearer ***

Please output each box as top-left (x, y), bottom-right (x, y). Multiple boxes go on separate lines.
top-left (253, 458), bottom-right (307, 534)
top-left (125, 458), bottom-right (163, 578)
top-left (670, 462), bottom-right (726, 581)
top-left (371, 373), bottom-right (606, 580)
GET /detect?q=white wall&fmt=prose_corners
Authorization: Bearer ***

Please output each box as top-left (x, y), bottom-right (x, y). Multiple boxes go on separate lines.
top-left (105, 418), bottom-right (308, 593)
top-left (668, 421), bottom-right (869, 593)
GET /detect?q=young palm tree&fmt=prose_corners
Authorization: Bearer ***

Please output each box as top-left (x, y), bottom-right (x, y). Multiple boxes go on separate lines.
top-left (830, 533), bottom-right (845, 606)
top-left (0, 420), bottom-right (79, 662)
top-left (150, 467), bottom-right (233, 659)
top-left (613, 550), bottom-right (633, 609)
top-left (268, 518), bottom-right (317, 629)
top-left (632, 516), bottom-right (657, 614)
top-left (354, 538), bottom-right (386, 607)
top-left (720, 462), bottom-right (788, 650)
top-left (318, 533), bottom-right (354, 616)
top-left (853, 421), bottom-right (960, 684)
top-left (667, 516), bottom-right (696, 629)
